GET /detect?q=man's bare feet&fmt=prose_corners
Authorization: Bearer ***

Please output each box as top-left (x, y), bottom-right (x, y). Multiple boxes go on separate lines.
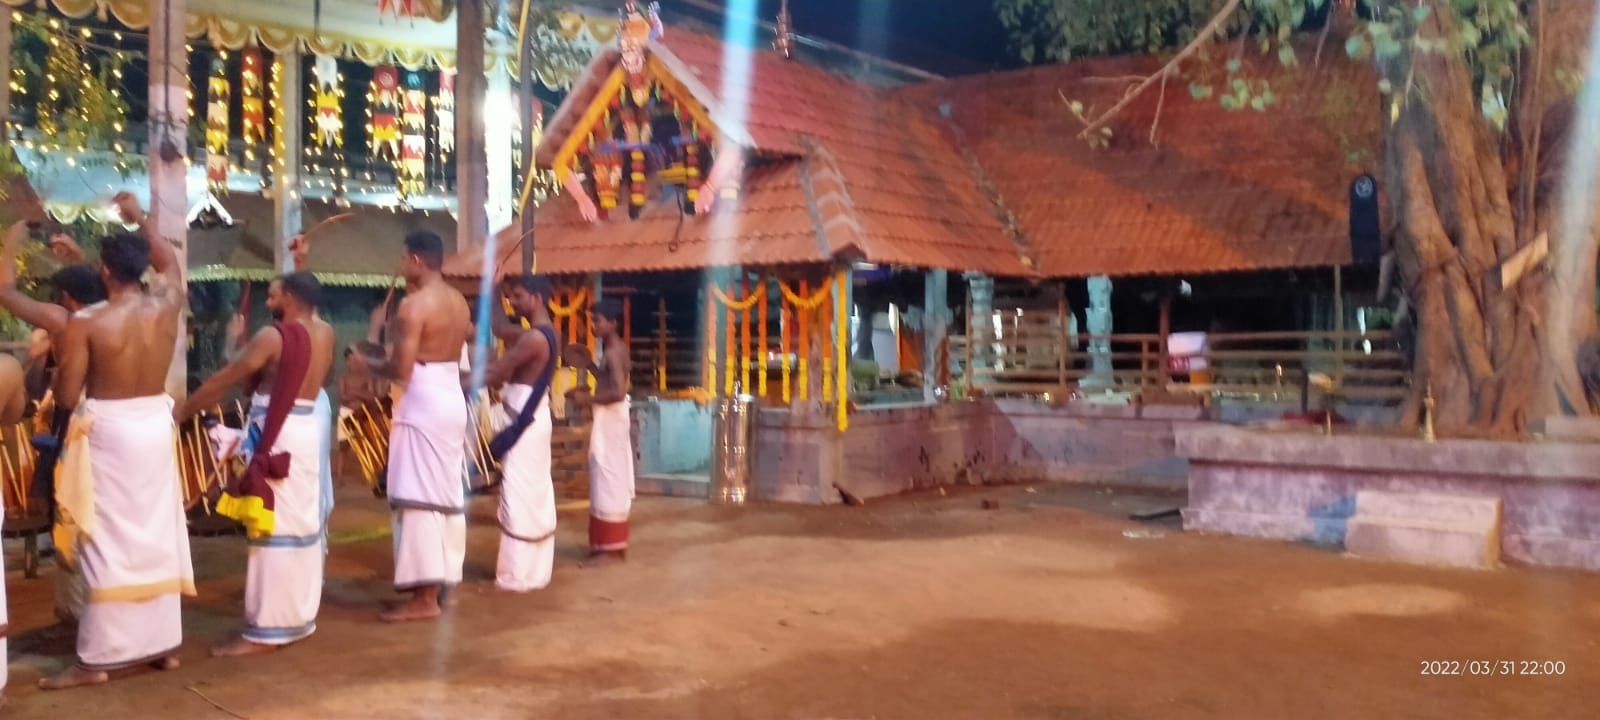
top-left (211, 638), bottom-right (278, 658)
top-left (438, 585), bottom-right (462, 608)
top-left (38, 665), bottom-right (109, 690)
top-left (151, 655), bottom-right (180, 671)
top-left (380, 590), bottom-right (442, 623)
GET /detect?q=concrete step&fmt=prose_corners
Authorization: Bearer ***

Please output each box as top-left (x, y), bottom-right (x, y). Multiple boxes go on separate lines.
top-left (1354, 490), bottom-right (1501, 528)
top-left (1345, 490), bottom-right (1502, 569)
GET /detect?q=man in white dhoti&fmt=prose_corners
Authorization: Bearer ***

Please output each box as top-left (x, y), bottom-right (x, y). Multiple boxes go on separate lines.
top-left (0, 353), bottom-right (25, 706)
top-left (176, 272), bottom-right (335, 656)
top-left (348, 231), bottom-right (472, 622)
top-left (481, 275), bottom-right (559, 591)
top-left (569, 299), bottom-right (635, 564)
top-left (41, 199), bottom-right (194, 690)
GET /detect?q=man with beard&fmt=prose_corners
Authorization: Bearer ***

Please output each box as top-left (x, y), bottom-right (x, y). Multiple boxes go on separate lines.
top-left (177, 271), bottom-right (334, 655)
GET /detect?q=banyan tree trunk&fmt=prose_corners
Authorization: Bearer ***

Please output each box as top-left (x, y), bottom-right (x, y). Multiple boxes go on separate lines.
top-left (1383, 3), bottom-right (1598, 437)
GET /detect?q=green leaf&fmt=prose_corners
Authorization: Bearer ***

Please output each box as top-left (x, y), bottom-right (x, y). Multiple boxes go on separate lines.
top-left (1220, 95), bottom-right (1239, 111)
top-left (1378, 78), bottom-right (1393, 94)
top-left (1459, 23), bottom-right (1482, 48)
top-left (1249, 96), bottom-right (1266, 111)
top-left (1278, 45), bottom-right (1296, 66)
top-left (1226, 57), bottom-right (1242, 73)
top-left (1189, 83), bottom-right (1213, 99)
top-left (1375, 35), bottom-right (1404, 59)
top-left (1069, 100), bottom-right (1084, 114)
top-left (1345, 34), bottom-right (1367, 58)
top-left (1232, 78), bottom-right (1248, 94)
top-left (1412, 4), bottom-right (1432, 23)
top-left (1099, 127), bottom-right (1112, 137)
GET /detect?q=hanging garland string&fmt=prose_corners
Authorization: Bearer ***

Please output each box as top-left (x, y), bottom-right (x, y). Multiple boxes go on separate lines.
top-left (707, 279), bottom-right (766, 397)
top-left (775, 275), bottom-right (832, 401)
top-left (757, 278), bottom-right (768, 399)
top-left (834, 271), bottom-right (849, 432)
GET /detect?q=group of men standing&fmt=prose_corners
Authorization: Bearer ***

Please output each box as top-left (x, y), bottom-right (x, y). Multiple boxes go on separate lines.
top-left (0, 194), bottom-right (637, 700)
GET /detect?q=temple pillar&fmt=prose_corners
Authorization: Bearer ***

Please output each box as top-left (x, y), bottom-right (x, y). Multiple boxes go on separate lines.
top-left (272, 46), bottom-right (303, 273)
top-left (965, 272), bottom-right (993, 378)
top-left (923, 269), bottom-right (949, 402)
top-left (485, 56), bottom-right (514, 233)
top-left (148, 0), bottom-right (188, 398)
top-left (1085, 274), bottom-right (1114, 388)
top-left (455, 0), bottom-right (487, 251)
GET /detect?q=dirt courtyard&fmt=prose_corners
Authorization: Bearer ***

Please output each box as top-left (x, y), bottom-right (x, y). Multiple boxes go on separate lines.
top-left (3, 481), bottom-right (1597, 719)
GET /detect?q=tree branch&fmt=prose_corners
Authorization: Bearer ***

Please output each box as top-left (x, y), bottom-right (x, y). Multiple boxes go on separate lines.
top-left (1075, 0), bottom-right (1245, 140)
top-left (1150, 69), bottom-right (1168, 145)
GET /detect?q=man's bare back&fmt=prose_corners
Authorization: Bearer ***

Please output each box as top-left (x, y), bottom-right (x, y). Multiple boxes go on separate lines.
top-left (69, 284), bottom-right (179, 401)
top-left (399, 278), bottom-right (471, 369)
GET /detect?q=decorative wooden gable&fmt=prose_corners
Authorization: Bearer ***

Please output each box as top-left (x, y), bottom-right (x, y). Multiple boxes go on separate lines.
top-left (548, 2), bottom-right (743, 223)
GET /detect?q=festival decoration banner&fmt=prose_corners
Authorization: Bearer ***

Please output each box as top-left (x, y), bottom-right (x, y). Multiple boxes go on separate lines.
top-left (240, 46), bottom-right (265, 149)
top-left (437, 71), bottom-right (455, 156)
top-left (400, 71), bottom-right (427, 197)
top-left (206, 57), bottom-right (231, 191)
top-left (377, 0), bottom-right (419, 20)
top-left (313, 54), bottom-right (344, 149)
top-left (370, 65), bottom-right (402, 161)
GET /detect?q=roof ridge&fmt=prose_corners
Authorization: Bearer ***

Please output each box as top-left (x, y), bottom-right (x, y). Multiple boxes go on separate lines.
top-left (797, 138), bottom-right (870, 262)
top-left (928, 104), bottom-right (1039, 276)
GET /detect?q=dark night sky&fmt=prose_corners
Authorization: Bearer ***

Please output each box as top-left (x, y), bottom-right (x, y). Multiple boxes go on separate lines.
top-left (667, 0), bottom-right (1017, 76)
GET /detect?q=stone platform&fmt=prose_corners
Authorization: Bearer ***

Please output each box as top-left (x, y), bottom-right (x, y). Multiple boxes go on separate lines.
top-left (1178, 425), bottom-right (1600, 571)
top-left (749, 398), bottom-right (1200, 505)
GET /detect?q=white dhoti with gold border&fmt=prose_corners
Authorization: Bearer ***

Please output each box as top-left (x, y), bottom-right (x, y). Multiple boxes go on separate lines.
top-left (62, 395), bottom-right (195, 671)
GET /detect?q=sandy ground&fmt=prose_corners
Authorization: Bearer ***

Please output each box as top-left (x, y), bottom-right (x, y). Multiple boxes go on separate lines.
top-left (3, 482), bottom-right (1598, 719)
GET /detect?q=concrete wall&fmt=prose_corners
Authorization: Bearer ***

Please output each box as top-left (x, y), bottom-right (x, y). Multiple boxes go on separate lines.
top-left (748, 398), bottom-right (1197, 505)
top-left (634, 398), bottom-right (712, 476)
top-left (1179, 425), bottom-right (1600, 571)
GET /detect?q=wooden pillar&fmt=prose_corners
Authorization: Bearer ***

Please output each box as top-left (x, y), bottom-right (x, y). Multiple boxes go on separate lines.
top-left (517, 13), bottom-right (537, 275)
top-left (1333, 264), bottom-right (1345, 388)
top-left (455, 0), bottom-right (487, 252)
top-left (1056, 285), bottom-right (1069, 398)
top-left (272, 47), bottom-right (303, 274)
top-left (922, 269), bottom-right (948, 403)
top-left (148, 0), bottom-right (189, 399)
top-left (1157, 293), bottom-right (1172, 394)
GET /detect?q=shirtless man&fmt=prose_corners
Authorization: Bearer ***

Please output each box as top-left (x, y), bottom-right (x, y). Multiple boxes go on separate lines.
top-left (480, 275), bottom-right (559, 591)
top-left (0, 221), bottom-right (107, 338)
top-left (176, 271), bottom-right (335, 656)
top-left (42, 194), bottom-right (194, 690)
top-left (570, 299), bottom-right (635, 564)
top-left (347, 230), bottom-right (472, 622)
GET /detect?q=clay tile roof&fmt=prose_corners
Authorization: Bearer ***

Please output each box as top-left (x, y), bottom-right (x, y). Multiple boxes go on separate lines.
top-left (898, 45), bottom-right (1379, 277)
top-left (481, 29), bottom-right (1031, 279)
